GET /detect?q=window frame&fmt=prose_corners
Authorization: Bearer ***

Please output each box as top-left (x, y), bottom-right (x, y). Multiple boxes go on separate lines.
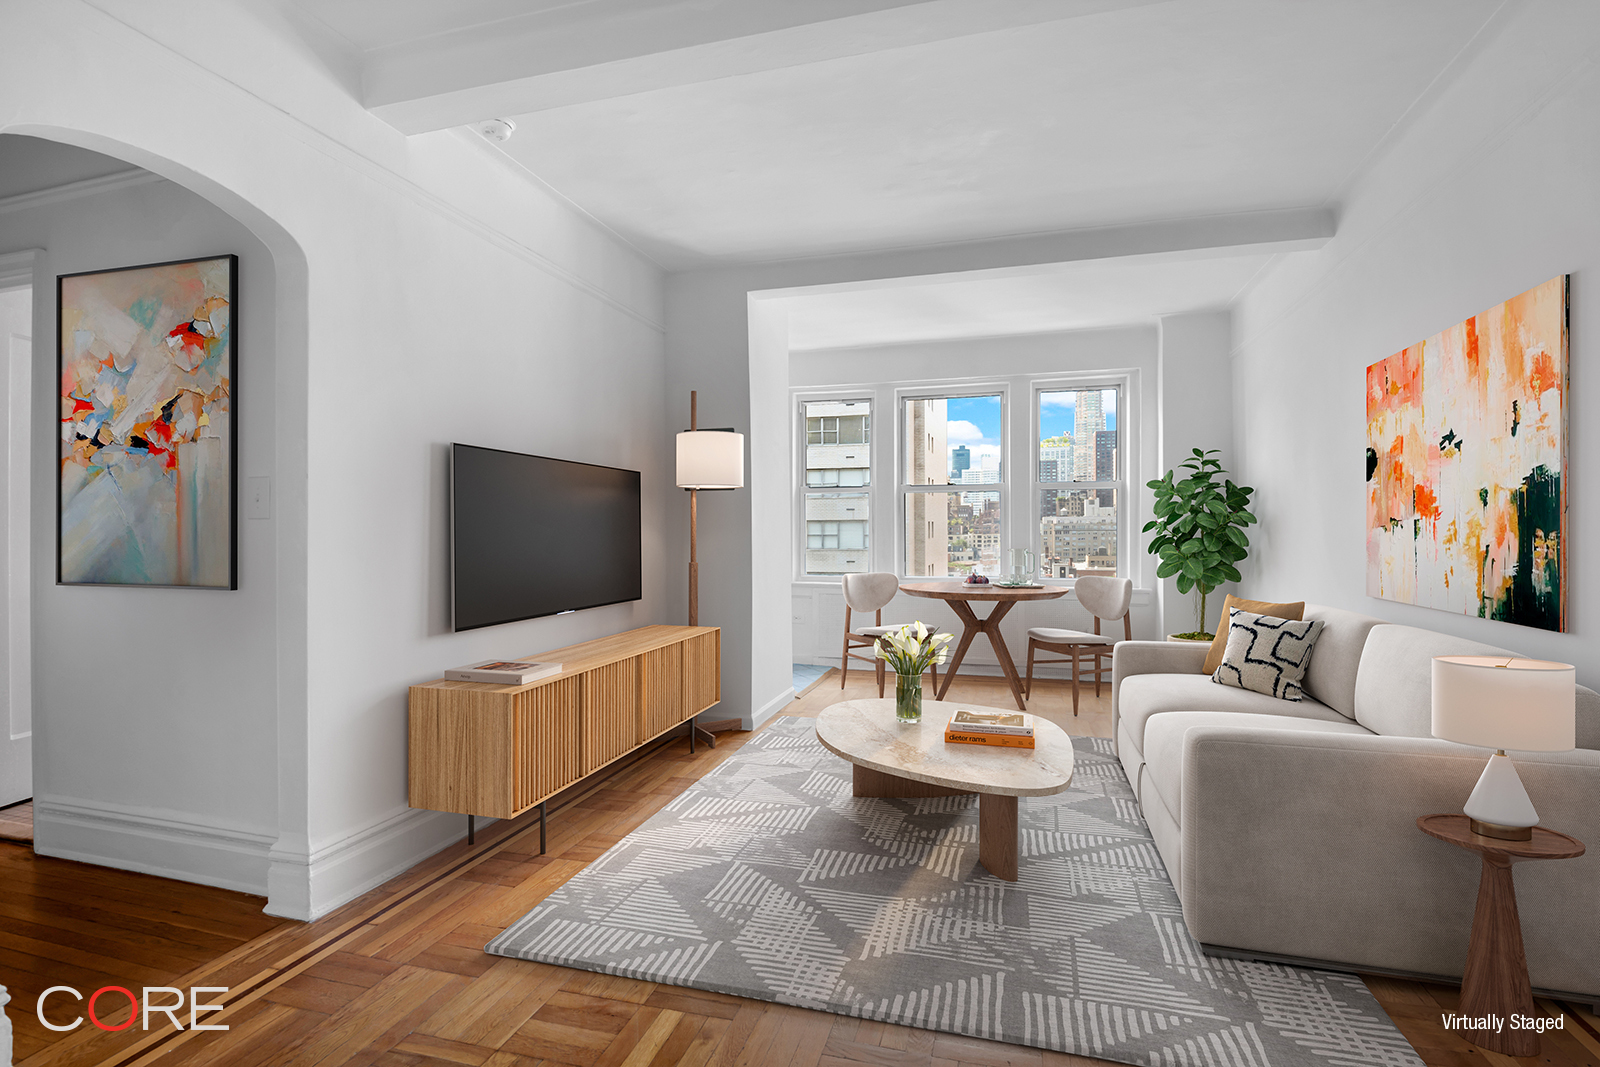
top-left (895, 384), bottom-right (1009, 580)
top-left (790, 371), bottom-right (1140, 590)
top-left (1031, 377), bottom-right (1130, 583)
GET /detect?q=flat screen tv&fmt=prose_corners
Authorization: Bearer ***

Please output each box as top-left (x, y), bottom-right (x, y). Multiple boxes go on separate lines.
top-left (451, 443), bottom-right (642, 631)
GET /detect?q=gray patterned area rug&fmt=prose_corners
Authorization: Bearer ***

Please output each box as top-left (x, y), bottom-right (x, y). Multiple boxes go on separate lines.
top-left (486, 718), bottom-right (1422, 1067)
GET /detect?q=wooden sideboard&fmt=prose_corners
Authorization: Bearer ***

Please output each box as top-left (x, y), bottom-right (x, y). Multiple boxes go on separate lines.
top-left (409, 625), bottom-right (720, 820)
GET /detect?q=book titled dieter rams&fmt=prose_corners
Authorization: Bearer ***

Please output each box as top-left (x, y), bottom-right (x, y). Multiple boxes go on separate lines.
top-left (944, 709), bottom-right (1036, 748)
top-left (445, 660), bottom-right (563, 685)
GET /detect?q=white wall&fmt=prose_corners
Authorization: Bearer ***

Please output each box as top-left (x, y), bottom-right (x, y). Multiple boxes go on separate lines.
top-left (0, 174), bottom-right (283, 889)
top-left (1157, 311), bottom-right (1236, 636)
top-left (1233, 2), bottom-right (1600, 683)
top-left (2, 0), bottom-right (667, 918)
top-left (788, 327), bottom-right (1164, 670)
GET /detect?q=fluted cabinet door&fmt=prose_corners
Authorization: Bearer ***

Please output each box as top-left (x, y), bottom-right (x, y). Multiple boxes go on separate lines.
top-left (582, 660), bottom-right (639, 774)
top-left (683, 631), bottom-right (720, 715)
top-left (514, 676), bottom-right (582, 814)
top-left (643, 644), bottom-right (685, 738)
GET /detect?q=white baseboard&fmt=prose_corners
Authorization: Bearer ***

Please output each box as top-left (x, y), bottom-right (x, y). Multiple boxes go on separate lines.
top-left (32, 795), bottom-right (276, 896)
top-left (265, 805), bottom-right (481, 921)
top-left (748, 688), bottom-right (795, 731)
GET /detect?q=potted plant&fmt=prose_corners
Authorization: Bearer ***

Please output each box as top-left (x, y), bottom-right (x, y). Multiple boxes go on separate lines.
top-left (1143, 448), bottom-right (1257, 642)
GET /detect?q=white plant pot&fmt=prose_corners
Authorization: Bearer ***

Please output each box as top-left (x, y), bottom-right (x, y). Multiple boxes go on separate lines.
top-left (1166, 633), bottom-right (1213, 645)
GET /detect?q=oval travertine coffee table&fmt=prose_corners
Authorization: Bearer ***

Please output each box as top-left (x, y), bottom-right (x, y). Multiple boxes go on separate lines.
top-left (815, 698), bottom-right (1075, 881)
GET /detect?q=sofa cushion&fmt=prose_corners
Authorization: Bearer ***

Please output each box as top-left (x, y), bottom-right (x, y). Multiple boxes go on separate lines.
top-left (1579, 686), bottom-right (1600, 751)
top-left (1212, 610), bottom-right (1325, 700)
top-left (1201, 595), bottom-right (1305, 675)
top-left (1142, 711), bottom-right (1373, 823)
top-left (1353, 624), bottom-right (1518, 737)
top-left (1299, 604), bottom-right (1385, 719)
top-left (1118, 673), bottom-right (1348, 759)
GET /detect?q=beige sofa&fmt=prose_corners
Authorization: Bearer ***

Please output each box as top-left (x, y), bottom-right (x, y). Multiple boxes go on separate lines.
top-left (1112, 603), bottom-right (1600, 1002)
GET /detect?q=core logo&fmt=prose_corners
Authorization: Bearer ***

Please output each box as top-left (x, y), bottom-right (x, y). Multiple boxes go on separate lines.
top-left (36, 986), bottom-right (229, 1032)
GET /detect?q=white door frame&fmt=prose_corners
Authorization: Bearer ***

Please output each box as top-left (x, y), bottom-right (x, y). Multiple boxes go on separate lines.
top-left (0, 249), bottom-right (39, 806)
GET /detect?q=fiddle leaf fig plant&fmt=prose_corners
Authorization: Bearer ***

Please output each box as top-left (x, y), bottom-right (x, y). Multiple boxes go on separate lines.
top-left (1143, 449), bottom-right (1257, 640)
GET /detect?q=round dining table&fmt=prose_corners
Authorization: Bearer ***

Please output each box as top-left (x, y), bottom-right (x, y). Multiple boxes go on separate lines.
top-left (899, 581), bottom-right (1070, 710)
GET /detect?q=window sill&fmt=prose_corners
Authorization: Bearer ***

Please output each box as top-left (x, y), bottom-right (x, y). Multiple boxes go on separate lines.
top-left (791, 579), bottom-right (1152, 604)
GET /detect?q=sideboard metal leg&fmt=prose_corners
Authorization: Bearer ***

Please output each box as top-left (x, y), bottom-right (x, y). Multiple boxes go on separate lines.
top-left (689, 715), bottom-right (696, 753)
top-left (467, 814), bottom-right (475, 846)
top-left (539, 802), bottom-right (547, 855)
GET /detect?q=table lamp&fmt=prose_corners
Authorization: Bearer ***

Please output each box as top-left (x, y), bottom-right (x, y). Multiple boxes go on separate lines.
top-left (1432, 655), bottom-right (1575, 840)
top-left (676, 389), bottom-right (743, 627)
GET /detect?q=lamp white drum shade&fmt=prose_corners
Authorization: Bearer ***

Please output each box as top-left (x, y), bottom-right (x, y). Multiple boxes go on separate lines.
top-left (676, 429), bottom-right (744, 490)
top-left (1432, 655), bottom-right (1575, 751)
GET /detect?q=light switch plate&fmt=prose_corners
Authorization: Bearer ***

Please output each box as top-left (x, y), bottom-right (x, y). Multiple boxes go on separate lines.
top-left (247, 476), bottom-right (271, 519)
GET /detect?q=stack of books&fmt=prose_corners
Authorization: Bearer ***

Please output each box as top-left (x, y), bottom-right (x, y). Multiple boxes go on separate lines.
top-left (445, 659), bottom-right (563, 685)
top-left (943, 708), bottom-right (1036, 749)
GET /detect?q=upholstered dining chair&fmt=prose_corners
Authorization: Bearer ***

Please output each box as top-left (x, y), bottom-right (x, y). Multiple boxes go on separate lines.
top-left (840, 572), bottom-right (938, 696)
top-left (1024, 575), bottom-right (1133, 715)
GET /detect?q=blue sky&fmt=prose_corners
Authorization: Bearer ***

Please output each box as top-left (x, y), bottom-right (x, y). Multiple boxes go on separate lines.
top-left (943, 391), bottom-right (1117, 469)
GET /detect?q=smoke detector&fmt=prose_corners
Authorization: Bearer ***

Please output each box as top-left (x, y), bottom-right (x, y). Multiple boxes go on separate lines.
top-left (473, 118), bottom-right (516, 143)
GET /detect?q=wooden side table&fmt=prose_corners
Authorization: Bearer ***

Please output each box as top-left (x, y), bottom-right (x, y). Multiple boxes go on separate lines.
top-left (1418, 813), bottom-right (1585, 1056)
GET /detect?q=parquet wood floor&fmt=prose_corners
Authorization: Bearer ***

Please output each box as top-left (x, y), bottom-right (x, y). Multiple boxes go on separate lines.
top-left (5, 672), bottom-right (1596, 1067)
top-left (0, 798), bottom-right (32, 842)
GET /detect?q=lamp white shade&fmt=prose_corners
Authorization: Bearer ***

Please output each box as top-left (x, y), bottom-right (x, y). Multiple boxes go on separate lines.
top-left (1431, 655), bottom-right (1575, 752)
top-left (676, 430), bottom-right (744, 489)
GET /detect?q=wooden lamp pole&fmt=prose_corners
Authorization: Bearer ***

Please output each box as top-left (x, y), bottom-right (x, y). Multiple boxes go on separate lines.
top-left (689, 390), bottom-right (699, 627)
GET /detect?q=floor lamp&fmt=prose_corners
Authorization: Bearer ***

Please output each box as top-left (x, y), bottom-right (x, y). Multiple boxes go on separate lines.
top-left (677, 390), bottom-right (744, 747)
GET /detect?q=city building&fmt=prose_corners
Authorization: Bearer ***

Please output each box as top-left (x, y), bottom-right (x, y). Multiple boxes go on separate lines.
top-left (1072, 389), bottom-right (1105, 481)
top-left (802, 400), bottom-right (870, 574)
top-left (950, 444), bottom-right (971, 479)
top-left (904, 398), bottom-right (949, 577)
top-left (1095, 428), bottom-right (1117, 506)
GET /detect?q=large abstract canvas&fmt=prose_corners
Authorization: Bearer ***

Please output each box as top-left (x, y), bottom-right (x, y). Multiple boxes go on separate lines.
top-left (1366, 275), bottom-right (1567, 631)
top-left (58, 255), bottom-right (236, 588)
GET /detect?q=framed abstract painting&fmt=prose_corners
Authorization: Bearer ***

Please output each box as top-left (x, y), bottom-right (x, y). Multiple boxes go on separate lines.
top-left (58, 254), bottom-right (237, 589)
top-left (1366, 275), bottom-right (1567, 631)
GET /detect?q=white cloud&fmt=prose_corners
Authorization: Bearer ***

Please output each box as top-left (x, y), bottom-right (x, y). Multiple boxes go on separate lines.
top-left (945, 419), bottom-right (988, 443)
top-left (1039, 389), bottom-right (1118, 413)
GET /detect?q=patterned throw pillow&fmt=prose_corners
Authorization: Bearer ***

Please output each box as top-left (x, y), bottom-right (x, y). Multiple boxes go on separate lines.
top-left (1211, 608), bottom-right (1325, 701)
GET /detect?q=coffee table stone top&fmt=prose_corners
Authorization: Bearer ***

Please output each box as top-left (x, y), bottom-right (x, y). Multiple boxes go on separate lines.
top-left (815, 698), bottom-right (1075, 797)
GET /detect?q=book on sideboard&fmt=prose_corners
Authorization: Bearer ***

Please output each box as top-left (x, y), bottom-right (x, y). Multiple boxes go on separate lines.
top-left (444, 659), bottom-right (563, 685)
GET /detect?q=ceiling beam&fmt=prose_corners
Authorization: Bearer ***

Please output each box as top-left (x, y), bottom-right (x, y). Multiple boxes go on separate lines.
top-left (366, 0), bottom-right (1172, 134)
top-left (739, 206), bottom-right (1337, 293)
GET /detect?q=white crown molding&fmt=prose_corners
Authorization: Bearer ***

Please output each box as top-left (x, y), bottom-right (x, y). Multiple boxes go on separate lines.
top-left (0, 248), bottom-right (43, 289)
top-left (56, 4), bottom-right (664, 332)
top-left (0, 168), bottom-right (163, 217)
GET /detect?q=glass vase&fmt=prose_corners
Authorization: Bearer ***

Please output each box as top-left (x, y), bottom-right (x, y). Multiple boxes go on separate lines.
top-left (895, 671), bottom-right (922, 723)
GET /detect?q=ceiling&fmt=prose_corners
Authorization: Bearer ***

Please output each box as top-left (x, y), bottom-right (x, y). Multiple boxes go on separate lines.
top-left (0, 135), bottom-right (138, 201)
top-left (780, 252), bottom-right (1277, 351)
top-left (283, 0), bottom-right (1505, 271)
top-left (495, 1), bottom-right (1496, 268)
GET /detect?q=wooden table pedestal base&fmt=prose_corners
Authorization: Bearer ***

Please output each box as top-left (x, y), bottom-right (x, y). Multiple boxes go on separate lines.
top-left (1459, 853), bottom-right (1536, 1056)
top-left (1418, 813), bottom-right (1586, 1060)
top-left (851, 766), bottom-right (1019, 880)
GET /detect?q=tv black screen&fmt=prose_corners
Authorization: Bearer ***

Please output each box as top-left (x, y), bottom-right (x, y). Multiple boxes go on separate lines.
top-left (451, 444), bottom-right (642, 631)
